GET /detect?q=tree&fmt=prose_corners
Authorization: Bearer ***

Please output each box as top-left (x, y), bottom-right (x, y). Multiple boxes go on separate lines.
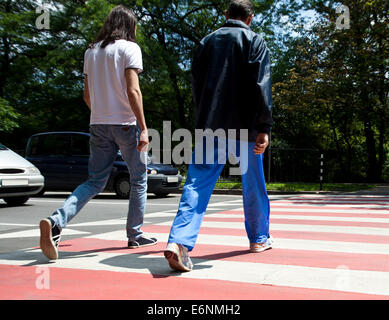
top-left (0, 0), bottom-right (92, 147)
top-left (132, 0), bottom-right (283, 131)
top-left (273, 0), bottom-right (389, 181)
top-left (0, 97), bottom-right (19, 133)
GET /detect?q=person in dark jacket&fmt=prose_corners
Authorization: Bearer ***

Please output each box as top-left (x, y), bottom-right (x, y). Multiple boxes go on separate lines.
top-left (164, 0), bottom-right (274, 272)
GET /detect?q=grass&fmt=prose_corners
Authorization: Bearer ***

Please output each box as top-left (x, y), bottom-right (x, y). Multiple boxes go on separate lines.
top-left (181, 180), bottom-right (376, 192)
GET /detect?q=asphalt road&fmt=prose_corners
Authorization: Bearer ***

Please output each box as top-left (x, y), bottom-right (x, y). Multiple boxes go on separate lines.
top-left (1, 191), bottom-right (389, 300)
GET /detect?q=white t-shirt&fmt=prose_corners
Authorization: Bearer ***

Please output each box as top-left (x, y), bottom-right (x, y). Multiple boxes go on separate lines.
top-left (83, 39), bottom-right (143, 125)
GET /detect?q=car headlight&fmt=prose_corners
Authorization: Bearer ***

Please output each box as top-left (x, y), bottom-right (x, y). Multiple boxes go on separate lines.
top-left (25, 167), bottom-right (41, 175)
top-left (147, 169), bottom-right (158, 175)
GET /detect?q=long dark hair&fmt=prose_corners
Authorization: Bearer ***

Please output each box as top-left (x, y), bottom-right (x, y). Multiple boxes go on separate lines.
top-left (91, 5), bottom-right (137, 49)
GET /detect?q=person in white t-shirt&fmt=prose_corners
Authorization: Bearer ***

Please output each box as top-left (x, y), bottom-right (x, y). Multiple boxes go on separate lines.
top-left (39, 5), bottom-right (157, 261)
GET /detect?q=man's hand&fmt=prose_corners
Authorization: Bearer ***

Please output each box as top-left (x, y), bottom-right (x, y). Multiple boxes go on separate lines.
top-left (137, 129), bottom-right (149, 153)
top-left (254, 133), bottom-right (269, 155)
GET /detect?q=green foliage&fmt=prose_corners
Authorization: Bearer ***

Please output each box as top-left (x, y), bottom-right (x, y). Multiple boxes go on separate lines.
top-left (272, 0), bottom-right (388, 182)
top-left (0, 0), bottom-right (387, 182)
top-left (0, 98), bottom-right (20, 132)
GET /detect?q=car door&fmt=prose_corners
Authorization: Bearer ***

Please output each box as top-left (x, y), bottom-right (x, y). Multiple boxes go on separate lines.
top-left (27, 134), bottom-right (73, 190)
top-left (69, 133), bottom-right (90, 187)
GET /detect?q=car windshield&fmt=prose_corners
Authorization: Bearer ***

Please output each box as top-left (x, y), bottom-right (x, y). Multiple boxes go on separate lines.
top-left (0, 143), bottom-right (8, 151)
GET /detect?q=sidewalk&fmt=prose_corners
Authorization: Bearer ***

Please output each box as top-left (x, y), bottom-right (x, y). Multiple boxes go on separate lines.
top-left (349, 183), bottom-right (389, 195)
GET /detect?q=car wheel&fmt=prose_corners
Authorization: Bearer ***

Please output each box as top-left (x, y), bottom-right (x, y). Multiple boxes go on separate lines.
top-left (154, 193), bottom-right (169, 198)
top-left (3, 196), bottom-right (30, 206)
top-left (114, 175), bottom-right (131, 199)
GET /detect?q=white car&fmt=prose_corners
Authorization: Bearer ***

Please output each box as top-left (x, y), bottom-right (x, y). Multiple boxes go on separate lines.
top-left (0, 142), bottom-right (44, 206)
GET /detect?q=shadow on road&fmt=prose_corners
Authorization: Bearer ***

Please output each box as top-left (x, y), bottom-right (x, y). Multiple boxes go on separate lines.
top-left (0, 245), bottom-right (212, 279)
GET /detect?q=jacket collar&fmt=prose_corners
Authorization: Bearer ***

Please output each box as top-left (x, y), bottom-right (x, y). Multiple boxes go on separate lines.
top-left (222, 19), bottom-right (251, 30)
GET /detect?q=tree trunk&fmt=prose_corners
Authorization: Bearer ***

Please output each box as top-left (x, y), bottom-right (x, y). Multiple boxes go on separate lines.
top-left (375, 12), bottom-right (387, 182)
top-left (364, 120), bottom-right (378, 182)
top-left (377, 114), bottom-right (385, 181)
top-left (328, 109), bottom-right (347, 177)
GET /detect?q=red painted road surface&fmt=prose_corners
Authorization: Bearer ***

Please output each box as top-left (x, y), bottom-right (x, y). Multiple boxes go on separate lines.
top-left (0, 194), bottom-right (389, 300)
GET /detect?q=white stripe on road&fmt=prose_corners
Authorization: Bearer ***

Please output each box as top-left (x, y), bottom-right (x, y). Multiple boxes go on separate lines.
top-left (272, 201), bottom-right (389, 207)
top-left (226, 207), bottom-right (389, 215)
top-left (270, 208), bottom-right (389, 214)
top-left (29, 199), bottom-right (181, 206)
top-left (69, 219), bottom-right (127, 227)
top-left (0, 228), bottom-right (89, 239)
top-left (205, 213), bottom-right (389, 223)
top-left (0, 223), bottom-right (36, 227)
top-left (68, 211), bottom-right (179, 227)
top-left (155, 220), bottom-right (389, 237)
top-left (289, 195), bottom-right (389, 198)
top-left (88, 230), bottom-right (389, 255)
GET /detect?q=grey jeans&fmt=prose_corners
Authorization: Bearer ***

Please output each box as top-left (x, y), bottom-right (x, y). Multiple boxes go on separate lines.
top-left (51, 125), bottom-right (148, 240)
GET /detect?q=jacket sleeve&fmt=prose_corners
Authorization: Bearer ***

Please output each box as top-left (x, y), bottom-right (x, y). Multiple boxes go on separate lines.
top-left (191, 42), bottom-right (204, 111)
top-left (249, 35), bottom-right (273, 134)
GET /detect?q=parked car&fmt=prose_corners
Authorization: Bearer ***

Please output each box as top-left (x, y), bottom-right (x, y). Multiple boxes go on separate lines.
top-left (25, 132), bottom-right (182, 198)
top-left (0, 142), bottom-right (44, 205)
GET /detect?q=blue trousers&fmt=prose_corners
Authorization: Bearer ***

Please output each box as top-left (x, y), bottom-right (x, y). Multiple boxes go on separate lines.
top-left (168, 138), bottom-right (270, 251)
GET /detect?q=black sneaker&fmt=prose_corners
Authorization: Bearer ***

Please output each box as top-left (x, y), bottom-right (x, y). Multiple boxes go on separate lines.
top-left (128, 236), bottom-right (158, 249)
top-left (39, 217), bottom-right (61, 260)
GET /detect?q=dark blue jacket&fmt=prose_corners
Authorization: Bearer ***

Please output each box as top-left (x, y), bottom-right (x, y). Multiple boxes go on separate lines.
top-left (192, 19), bottom-right (273, 140)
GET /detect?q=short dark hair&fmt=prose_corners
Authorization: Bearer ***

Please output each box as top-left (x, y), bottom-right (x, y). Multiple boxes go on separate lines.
top-left (91, 5), bottom-right (137, 49)
top-left (227, 0), bottom-right (254, 20)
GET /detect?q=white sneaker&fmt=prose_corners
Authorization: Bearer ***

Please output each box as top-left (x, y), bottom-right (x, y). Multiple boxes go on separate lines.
top-left (250, 236), bottom-right (274, 253)
top-left (164, 243), bottom-right (193, 272)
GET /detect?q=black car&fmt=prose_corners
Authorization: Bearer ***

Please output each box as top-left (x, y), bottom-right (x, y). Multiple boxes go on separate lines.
top-left (25, 132), bottom-right (182, 198)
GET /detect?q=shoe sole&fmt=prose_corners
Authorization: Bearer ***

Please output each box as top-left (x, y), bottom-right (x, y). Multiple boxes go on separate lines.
top-left (39, 219), bottom-right (58, 260)
top-left (164, 250), bottom-right (191, 272)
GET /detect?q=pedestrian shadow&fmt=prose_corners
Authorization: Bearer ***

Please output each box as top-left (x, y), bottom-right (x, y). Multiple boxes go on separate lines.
top-left (0, 249), bottom-right (58, 266)
top-left (193, 249), bottom-right (254, 261)
top-left (0, 245), bottom-right (212, 277)
top-left (99, 252), bottom-right (212, 278)
top-left (0, 248), bottom-right (101, 267)
top-left (53, 243), bottom-right (213, 276)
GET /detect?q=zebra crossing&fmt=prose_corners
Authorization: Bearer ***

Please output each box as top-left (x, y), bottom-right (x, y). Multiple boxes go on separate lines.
top-left (0, 194), bottom-right (389, 300)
